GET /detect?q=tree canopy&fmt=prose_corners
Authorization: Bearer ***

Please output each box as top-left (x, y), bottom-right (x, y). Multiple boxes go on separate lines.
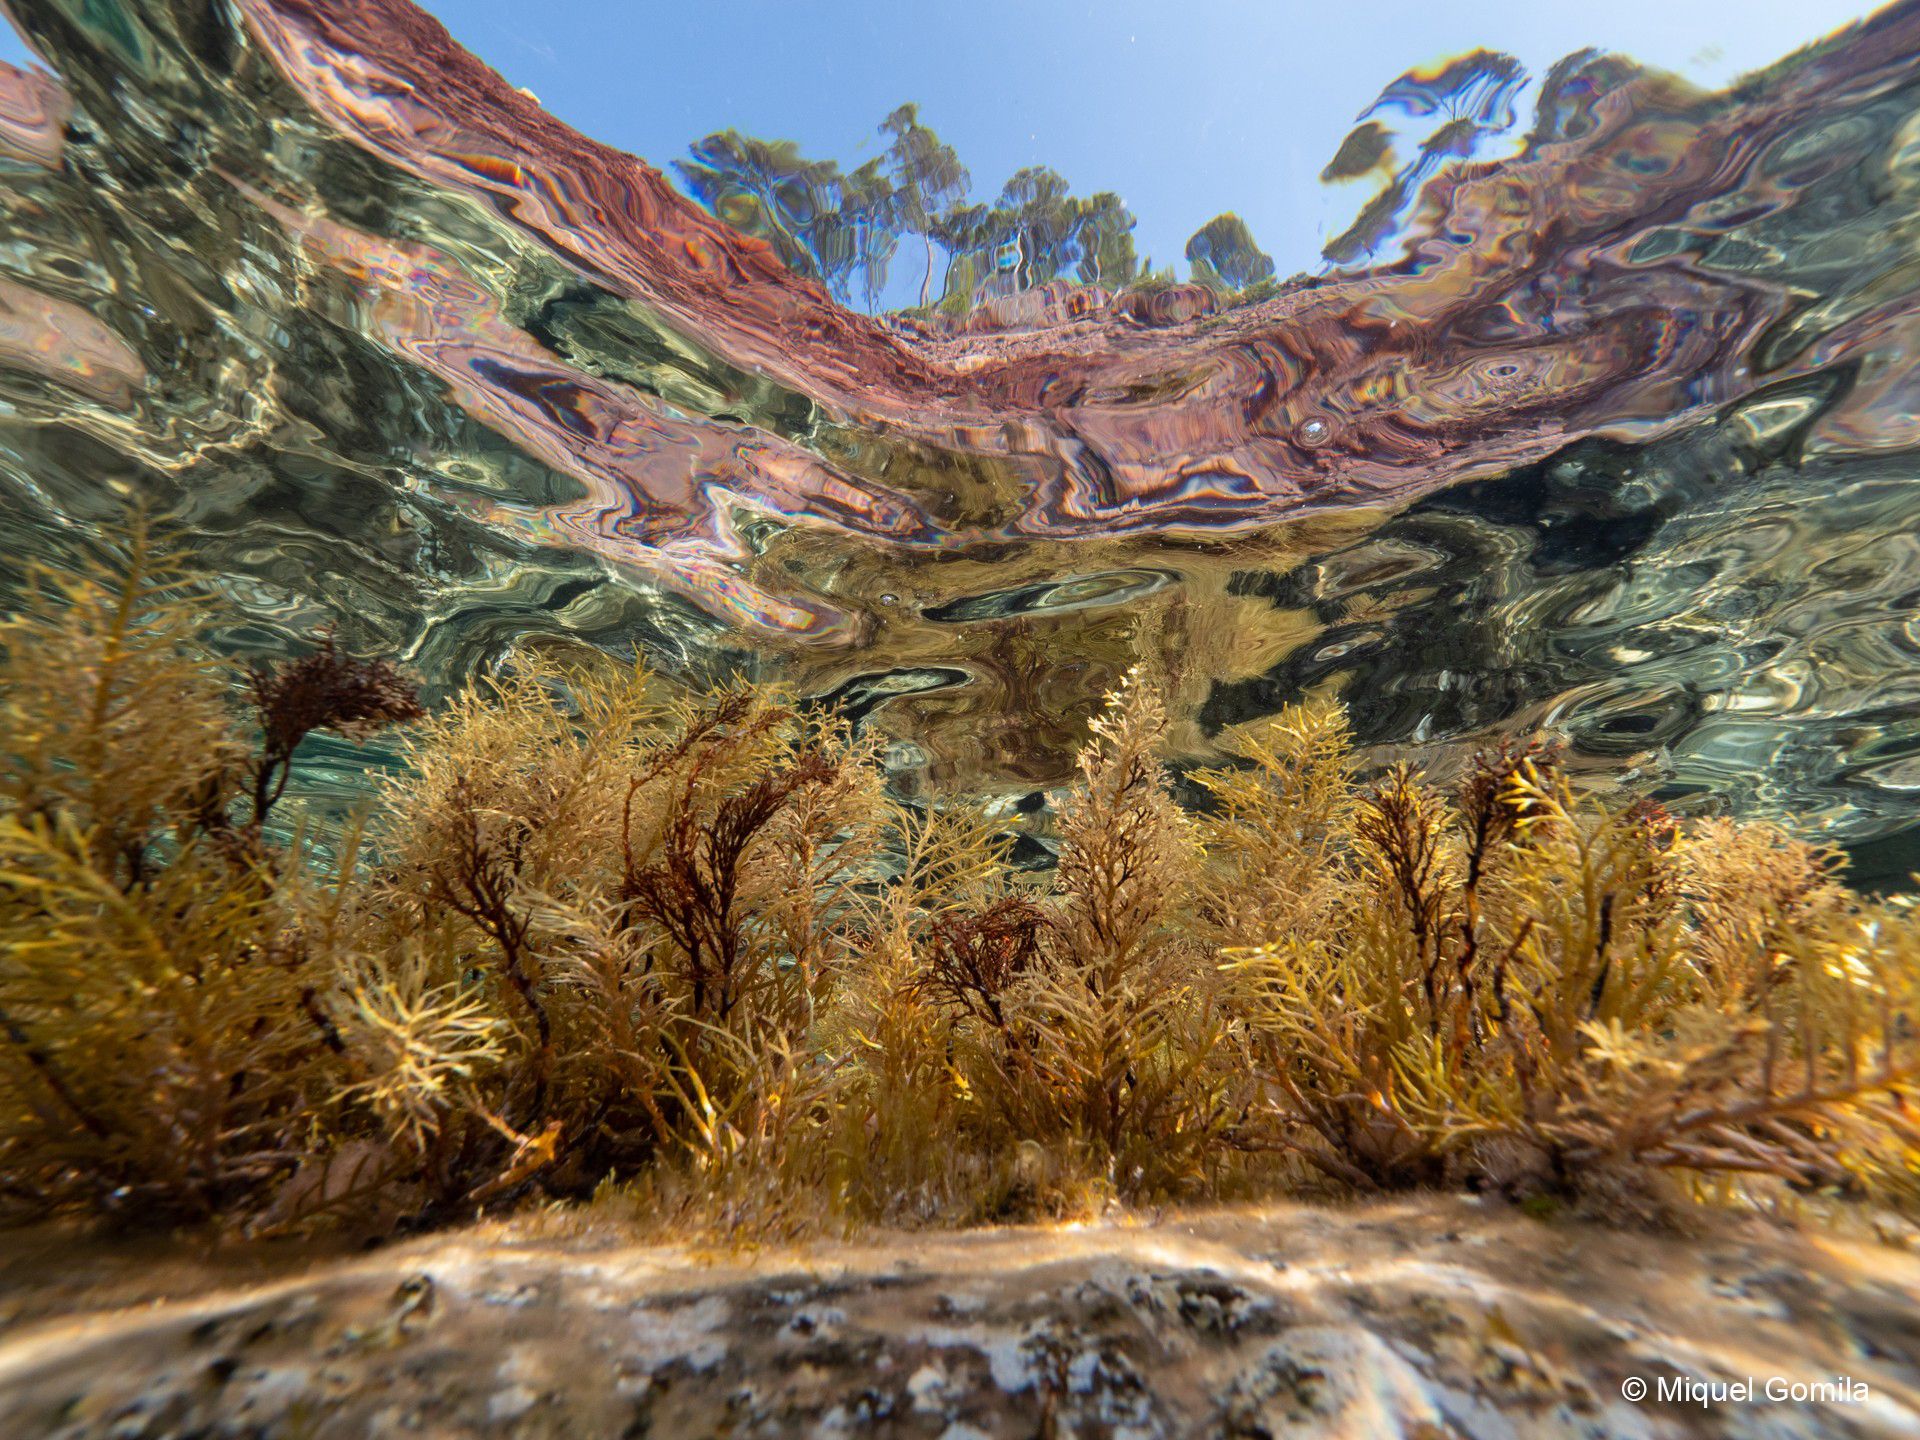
top-left (670, 44), bottom-right (1650, 308)
top-left (674, 106), bottom-right (1142, 314)
top-left (881, 104), bottom-right (969, 308)
top-left (1184, 213), bottom-right (1275, 291)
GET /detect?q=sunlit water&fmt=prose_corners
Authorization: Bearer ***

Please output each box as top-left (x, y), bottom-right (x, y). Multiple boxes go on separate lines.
top-left (5, 0), bottom-right (1920, 878)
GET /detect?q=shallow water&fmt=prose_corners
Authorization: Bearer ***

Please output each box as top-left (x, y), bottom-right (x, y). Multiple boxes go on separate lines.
top-left (5, 0), bottom-right (1920, 873)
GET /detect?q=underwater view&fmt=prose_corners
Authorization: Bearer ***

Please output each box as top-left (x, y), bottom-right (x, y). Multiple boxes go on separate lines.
top-left (8, 0), bottom-right (1920, 1434)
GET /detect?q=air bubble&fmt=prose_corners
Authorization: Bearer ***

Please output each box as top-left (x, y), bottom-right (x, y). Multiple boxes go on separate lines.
top-left (1296, 417), bottom-right (1332, 447)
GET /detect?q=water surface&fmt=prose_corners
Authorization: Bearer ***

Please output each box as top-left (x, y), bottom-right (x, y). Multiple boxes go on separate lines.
top-left (4, 0), bottom-right (1920, 874)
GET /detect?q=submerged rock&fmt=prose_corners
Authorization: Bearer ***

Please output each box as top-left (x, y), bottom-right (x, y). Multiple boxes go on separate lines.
top-left (1, 1196), bottom-right (1915, 1437)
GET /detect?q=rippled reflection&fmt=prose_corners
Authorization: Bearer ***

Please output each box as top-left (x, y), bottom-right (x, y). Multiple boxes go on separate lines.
top-left (4, 0), bottom-right (1920, 867)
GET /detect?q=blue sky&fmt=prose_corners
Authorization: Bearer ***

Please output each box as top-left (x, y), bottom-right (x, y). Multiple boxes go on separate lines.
top-left (412, 0), bottom-right (1890, 283)
top-left (3, 0), bottom-right (1892, 285)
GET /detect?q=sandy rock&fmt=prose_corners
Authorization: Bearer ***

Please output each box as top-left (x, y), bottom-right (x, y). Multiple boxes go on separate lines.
top-left (1, 1197), bottom-right (1917, 1438)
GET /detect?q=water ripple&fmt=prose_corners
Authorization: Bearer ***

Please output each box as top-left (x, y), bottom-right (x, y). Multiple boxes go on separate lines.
top-left (3, 0), bottom-right (1920, 859)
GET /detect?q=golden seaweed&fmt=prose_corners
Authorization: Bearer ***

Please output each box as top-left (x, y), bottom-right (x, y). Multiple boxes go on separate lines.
top-left (4, 536), bottom-right (1918, 1236)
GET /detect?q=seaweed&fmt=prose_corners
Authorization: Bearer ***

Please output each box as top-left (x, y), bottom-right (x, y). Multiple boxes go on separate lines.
top-left (3, 535), bottom-right (1918, 1235)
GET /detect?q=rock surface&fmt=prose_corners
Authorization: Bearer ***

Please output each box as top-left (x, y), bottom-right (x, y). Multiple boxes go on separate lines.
top-left (1, 1197), bottom-right (1917, 1438)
